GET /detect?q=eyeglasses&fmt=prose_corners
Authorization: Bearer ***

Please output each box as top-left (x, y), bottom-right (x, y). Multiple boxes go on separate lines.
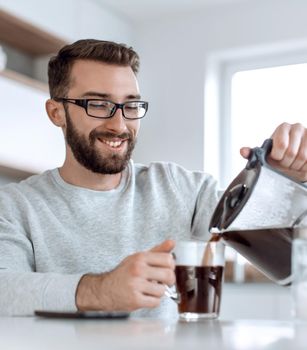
top-left (54, 98), bottom-right (149, 120)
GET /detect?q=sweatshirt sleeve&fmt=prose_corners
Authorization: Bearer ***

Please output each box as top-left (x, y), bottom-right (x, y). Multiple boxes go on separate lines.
top-left (0, 188), bottom-right (82, 316)
top-left (0, 271), bottom-right (82, 316)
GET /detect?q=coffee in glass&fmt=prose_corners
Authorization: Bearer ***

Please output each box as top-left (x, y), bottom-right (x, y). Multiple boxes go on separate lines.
top-left (166, 240), bottom-right (225, 321)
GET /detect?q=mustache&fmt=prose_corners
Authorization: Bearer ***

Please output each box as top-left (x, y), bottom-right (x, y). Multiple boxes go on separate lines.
top-left (89, 130), bottom-right (133, 142)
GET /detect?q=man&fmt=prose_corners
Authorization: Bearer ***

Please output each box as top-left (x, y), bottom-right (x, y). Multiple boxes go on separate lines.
top-left (0, 39), bottom-right (306, 317)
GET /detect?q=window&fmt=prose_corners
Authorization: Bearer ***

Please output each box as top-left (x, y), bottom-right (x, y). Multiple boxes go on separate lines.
top-left (231, 63), bottom-right (307, 183)
top-left (204, 47), bottom-right (307, 189)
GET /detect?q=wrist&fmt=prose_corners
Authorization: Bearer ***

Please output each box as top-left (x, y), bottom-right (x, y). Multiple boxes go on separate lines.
top-left (75, 273), bottom-right (105, 311)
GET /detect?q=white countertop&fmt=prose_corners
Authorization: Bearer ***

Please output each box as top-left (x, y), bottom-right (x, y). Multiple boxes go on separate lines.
top-left (0, 316), bottom-right (306, 350)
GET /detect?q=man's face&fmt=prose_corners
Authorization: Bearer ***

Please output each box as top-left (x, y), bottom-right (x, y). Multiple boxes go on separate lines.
top-left (63, 60), bottom-right (141, 174)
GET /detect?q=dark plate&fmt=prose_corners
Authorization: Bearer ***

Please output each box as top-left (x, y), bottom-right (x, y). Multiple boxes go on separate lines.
top-left (35, 310), bottom-right (130, 319)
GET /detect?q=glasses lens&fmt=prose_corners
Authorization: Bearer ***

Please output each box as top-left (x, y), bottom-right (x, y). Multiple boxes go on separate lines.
top-left (124, 102), bottom-right (147, 119)
top-left (87, 100), bottom-right (114, 118)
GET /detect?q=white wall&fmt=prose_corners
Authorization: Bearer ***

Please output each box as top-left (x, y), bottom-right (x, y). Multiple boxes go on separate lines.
top-left (132, 0), bottom-right (307, 173)
top-left (0, 0), bottom-right (134, 44)
top-left (0, 77), bottom-right (62, 173)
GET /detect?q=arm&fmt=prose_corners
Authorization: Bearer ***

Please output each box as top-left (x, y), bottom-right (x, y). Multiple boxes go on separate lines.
top-left (0, 211), bottom-right (175, 315)
top-left (240, 122), bottom-right (307, 182)
top-left (76, 240), bottom-right (175, 312)
top-left (0, 215), bottom-right (82, 315)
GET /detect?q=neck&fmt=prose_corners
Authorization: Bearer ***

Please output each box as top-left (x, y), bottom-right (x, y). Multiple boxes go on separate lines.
top-left (59, 157), bottom-right (123, 191)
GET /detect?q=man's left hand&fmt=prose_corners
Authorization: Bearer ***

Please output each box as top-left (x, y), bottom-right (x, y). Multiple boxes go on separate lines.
top-left (240, 122), bottom-right (307, 182)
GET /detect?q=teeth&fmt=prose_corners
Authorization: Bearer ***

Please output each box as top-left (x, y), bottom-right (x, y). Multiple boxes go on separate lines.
top-left (102, 139), bottom-right (122, 148)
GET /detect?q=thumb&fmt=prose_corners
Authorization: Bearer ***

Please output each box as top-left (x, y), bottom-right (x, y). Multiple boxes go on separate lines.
top-left (150, 239), bottom-right (175, 253)
top-left (240, 147), bottom-right (251, 159)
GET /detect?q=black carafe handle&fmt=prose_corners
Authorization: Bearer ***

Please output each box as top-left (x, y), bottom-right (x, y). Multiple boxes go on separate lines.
top-left (246, 138), bottom-right (273, 170)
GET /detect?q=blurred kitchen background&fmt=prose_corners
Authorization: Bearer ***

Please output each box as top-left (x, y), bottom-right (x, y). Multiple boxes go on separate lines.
top-left (1, 0), bottom-right (306, 319)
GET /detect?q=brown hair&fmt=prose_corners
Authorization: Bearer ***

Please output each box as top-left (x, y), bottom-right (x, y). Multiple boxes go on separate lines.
top-left (48, 39), bottom-right (140, 98)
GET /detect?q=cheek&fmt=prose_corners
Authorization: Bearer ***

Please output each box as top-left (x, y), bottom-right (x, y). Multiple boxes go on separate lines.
top-left (130, 120), bottom-right (141, 137)
top-left (76, 116), bottom-right (101, 136)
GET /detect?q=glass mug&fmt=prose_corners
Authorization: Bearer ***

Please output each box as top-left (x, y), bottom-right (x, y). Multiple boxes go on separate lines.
top-left (165, 240), bottom-right (225, 321)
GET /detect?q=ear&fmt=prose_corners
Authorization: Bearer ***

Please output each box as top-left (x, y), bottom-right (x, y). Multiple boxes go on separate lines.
top-left (45, 99), bottom-right (66, 127)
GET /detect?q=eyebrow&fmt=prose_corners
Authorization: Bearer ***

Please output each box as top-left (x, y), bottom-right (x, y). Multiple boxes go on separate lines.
top-left (81, 91), bottom-right (141, 100)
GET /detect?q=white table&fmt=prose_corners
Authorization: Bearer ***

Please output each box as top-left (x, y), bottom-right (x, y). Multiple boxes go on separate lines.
top-left (0, 316), bottom-right (306, 350)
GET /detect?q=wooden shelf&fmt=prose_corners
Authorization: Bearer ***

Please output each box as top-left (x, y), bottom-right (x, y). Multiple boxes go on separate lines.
top-left (0, 164), bottom-right (35, 181)
top-left (0, 9), bottom-right (69, 92)
top-left (0, 9), bottom-right (68, 56)
top-left (0, 68), bottom-right (48, 92)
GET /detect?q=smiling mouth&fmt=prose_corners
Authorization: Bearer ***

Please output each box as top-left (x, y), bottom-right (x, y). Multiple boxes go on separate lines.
top-left (98, 138), bottom-right (127, 149)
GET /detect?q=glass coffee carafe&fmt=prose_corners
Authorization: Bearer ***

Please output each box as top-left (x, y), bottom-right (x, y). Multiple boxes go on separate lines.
top-left (209, 139), bottom-right (307, 285)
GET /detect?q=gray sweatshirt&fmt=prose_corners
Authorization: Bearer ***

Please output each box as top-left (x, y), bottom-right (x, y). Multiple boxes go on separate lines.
top-left (0, 160), bottom-right (219, 318)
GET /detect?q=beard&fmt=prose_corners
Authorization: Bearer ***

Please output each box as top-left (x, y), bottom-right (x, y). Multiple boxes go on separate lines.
top-left (64, 110), bottom-right (136, 174)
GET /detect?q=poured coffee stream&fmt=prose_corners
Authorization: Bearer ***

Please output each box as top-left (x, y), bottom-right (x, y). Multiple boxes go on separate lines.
top-left (202, 233), bottom-right (220, 265)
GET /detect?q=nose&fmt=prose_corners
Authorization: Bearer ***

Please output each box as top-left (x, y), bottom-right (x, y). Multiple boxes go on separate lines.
top-left (103, 107), bottom-right (128, 134)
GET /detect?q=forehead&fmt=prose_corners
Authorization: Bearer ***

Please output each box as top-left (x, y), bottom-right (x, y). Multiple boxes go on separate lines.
top-left (68, 59), bottom-right (139, 97)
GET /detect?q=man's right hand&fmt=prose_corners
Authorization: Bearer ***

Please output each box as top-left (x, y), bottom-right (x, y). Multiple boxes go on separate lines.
top-left (76, 240), bottom-right (175, 312)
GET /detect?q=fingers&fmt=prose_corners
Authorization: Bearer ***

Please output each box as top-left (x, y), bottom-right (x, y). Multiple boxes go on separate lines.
top-left (141, 280), bottom-right (167, 298)
top-left (292, 133), bottom-right (307, 171)
top-left (145, 266), bottom-right (176, 285)
top-left (270, 123), bottom-right (307, 175)
top-left (107, 241), bottom-right (177, 311)
top-left (138, 293), bottom-right (163, 309)
top-left (239, 147), bottom-right (251, 159)
top-left (145, 252), bottom-right (175, 269)
top-left (238, 122), bottom-right (307, 182)
top-left (270, 122), bottom-right (291, 161)
top-left (129, 252), bottom-right (175, 284)
top-left (150, 239), bottom-right (175, 253)
top-left (270, 123), bottom-right (301, 165)
top-left (138, 281), bottom-right (172, 308)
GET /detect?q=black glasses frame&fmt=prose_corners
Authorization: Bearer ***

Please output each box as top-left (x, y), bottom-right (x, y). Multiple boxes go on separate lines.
top-left (54, 98), bottom-right (149, 120)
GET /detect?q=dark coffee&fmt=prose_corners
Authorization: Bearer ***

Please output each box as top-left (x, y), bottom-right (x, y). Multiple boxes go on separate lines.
top-left (175, 265), bottom-right (224, 314)
top-left (221, 228), bottom-right (293, 284)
